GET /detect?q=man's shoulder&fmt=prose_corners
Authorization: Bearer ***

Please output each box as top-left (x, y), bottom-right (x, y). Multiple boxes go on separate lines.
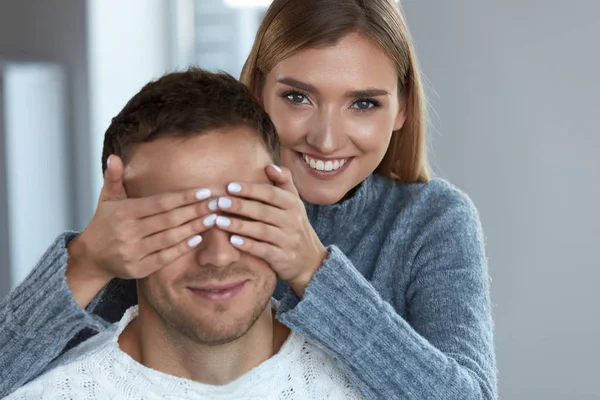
top-left (286, 333), bottom-right (363, 398)
top-left (6, 324), bottom-right (119, 399)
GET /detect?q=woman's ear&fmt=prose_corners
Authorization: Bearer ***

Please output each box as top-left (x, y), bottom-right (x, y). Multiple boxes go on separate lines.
top-left (393, 98), bottom-right (407, 131)
top-left (253, 69), bottom-right (264, 104)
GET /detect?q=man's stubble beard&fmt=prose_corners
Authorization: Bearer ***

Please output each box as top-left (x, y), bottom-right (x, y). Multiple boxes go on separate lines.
top-left (143, 266), bottom-right (276, 346)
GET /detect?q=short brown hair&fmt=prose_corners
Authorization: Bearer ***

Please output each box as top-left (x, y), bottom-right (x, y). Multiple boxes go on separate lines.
top-left (102, 68), bottom-right (280, 173)
top-left (240, 0), bottom-right (429, 183)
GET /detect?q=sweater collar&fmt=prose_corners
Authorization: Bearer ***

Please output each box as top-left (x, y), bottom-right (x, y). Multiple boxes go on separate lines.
top-left (303, 174), bottom-right (376, 242)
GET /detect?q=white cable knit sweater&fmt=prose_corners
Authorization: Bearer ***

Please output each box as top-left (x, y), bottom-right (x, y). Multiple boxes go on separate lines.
top-left (7, 306), bottom-right (362, 400)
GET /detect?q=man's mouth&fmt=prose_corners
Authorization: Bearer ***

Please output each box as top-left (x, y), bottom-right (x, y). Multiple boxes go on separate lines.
top-left (188, 281), bottom-right (247, 301)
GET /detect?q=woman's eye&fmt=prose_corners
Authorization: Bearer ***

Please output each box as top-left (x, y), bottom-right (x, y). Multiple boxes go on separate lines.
top-left (286, 93), bottom-right (310, 104)
top-left (351, 100), bottom-right (376, 110)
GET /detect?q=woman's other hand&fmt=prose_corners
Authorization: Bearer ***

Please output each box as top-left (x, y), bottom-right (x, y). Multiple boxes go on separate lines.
top-left (213, 165), bottom-right (327, 298)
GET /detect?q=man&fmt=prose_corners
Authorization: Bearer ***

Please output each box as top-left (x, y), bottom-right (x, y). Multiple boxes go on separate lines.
top-left (7, 69), bottom-right (361, 399)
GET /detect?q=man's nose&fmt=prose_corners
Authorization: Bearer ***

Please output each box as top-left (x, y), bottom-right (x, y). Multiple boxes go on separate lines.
top-left (194, 227), bottom-right (240, 268)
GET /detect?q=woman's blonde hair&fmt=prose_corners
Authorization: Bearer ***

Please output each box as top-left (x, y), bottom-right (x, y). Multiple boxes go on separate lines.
top-left (240, 0), bottom-right (430, 183)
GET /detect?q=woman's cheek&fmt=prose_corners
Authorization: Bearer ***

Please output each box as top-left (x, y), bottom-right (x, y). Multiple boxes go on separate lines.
top-left (349, 117), bottom-right (390, 152)
top-left (271, 106), bottom-right (310, 146)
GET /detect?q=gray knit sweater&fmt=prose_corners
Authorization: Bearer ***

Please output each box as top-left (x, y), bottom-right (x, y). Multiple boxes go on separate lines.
top-left (0, 174), bottom-right (497, 399)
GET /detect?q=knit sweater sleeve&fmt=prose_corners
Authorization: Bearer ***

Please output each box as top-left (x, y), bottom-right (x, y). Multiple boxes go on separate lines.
top-left (276, 196), bottom-right (497, 399)
top-left (0, 232), bottom-right (111, 398)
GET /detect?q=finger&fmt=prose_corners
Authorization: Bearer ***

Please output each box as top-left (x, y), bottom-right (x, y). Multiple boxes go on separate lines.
top-left (140, 213), bottom-right (215, 255)
top-left (128, 187), bottom-right (213, 219)
top-left (136, 198), bottom-right (214, 238)
top-left (99, 155), bottom-right (127, 201)
top-left (215, 196), bottom-right (287, 228)
top-left (229, 234), bottom-right (287, 267)
top-left (265, 164), bottom-right (299, 196)
top-left (138, 234), bottom-right (203, 274)
top-left (226, 181), bottom-right (297, 210)
top-left (214, 216), bottom-right (282, 246)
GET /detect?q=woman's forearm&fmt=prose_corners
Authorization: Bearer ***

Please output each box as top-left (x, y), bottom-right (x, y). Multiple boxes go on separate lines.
top-left (65, 234), bottom-right (112, 309)
top-left (0, 232), bottom-right (110, 398)
top-left (277, 246), bottom-right (496, 400)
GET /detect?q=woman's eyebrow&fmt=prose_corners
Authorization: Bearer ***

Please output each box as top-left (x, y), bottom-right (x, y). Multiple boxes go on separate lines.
top-left (277, 77), bottom-right (319, 94)
top-left (345, 88), bottom-right (391, 98)
top-left (277, 77), bottom-right (390, 98)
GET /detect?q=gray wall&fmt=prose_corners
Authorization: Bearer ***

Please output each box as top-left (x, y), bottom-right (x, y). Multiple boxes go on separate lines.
top-left (403, 1), bottom-right (599, 399)
top-left (0, 0), bottom-right (92, 231)
top-left (0, 78), bottom-right (8, 298)
top-left (0, 0), bottom-right (91, 298)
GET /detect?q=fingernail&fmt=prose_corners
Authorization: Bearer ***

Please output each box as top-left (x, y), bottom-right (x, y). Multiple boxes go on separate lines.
top-left (218, 197), bottom-right (232, 209)
top-left (203, 214), bottom-right (217, 226)
top-left (196, 188), bottom-right (211, 200)
top-left (187, 235), bottom-right (202, 247)
top-left (227, 182), bottom-right (242, 193)
top-left (270, 164), bottom-right (282, 173)
top-left (107, 155), bottom-right (112, 167)
top-left (208, 199), bottom-right (218, 211)
top-left (216, 216), bottom-right (231, 227)
top-left (230, 236), bottom-right (244, 246)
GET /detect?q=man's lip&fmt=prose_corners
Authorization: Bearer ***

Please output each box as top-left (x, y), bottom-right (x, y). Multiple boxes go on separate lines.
top-left (188, 280), bottom-right (248, 291)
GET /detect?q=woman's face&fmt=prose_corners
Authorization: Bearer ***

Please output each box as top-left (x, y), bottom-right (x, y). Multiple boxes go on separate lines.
top-left (262, 33), bottom-right (406, 205)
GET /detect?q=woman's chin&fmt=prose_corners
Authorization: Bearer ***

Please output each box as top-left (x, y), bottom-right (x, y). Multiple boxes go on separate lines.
top-left (297, 184), bottom-right (348, 206)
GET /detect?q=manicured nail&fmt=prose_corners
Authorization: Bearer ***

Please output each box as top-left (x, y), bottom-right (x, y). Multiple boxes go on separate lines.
top-left (230, 236), bottom-right (244, 246)
top-left (216, 216), bottom-right (231, 227)
top-left (187, 235), bottom-right (202, 247)
top-left (196, 188), bottom-right (211, 200)
top-left (208, 199), bottom-right (218, 211)
top-left (227, 182), bottom-right (242, 193)
top-left (203, 214), bottom-right (217, 226)
top-left (270, 164), bottom-right (282, 173)
top-left (218, 197), bottom-right (232, 209)
top-left (107, 155), bottom-right (112, 167)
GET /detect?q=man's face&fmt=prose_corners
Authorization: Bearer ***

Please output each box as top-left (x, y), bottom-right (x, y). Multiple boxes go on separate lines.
top-left (124, 127), bottom-right (277, 346)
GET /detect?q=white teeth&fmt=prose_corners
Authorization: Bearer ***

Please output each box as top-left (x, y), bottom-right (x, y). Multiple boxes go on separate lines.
top-left (302, 154), bottom-right (348, 172)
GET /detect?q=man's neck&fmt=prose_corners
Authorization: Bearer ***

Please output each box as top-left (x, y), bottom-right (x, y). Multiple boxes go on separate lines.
top-left (119, 306), bottom-right (290, 386)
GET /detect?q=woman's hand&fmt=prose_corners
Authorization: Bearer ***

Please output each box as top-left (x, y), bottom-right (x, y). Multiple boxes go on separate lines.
top-left (212, 165), bottom-right (327, 298)
top-left (66, 155), bottom-right (216, 308)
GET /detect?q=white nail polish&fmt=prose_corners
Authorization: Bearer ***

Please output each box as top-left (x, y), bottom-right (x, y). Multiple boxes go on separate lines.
top-left (196, 188), bottom-right (211, 200)
top-left (218, 197), bottom-right (232, 209)
top-left (230, 236), bottom-right (244, 246)
top-left (228, 182), bottom-right (242, 193)
top-left (270, 164), bottom-right (282, 173)
top-left (203, 214), bottom-right (217, 226)
top-left (187, 235), bottom-right (202, 247)
top-left (208, 199), bottom-right (218, 211)
top-left (216, 216), bottom-right (231, 227)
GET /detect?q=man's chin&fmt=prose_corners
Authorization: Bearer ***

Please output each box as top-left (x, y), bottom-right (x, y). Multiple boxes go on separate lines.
top-left (166, 310), bottom-right (261, 346)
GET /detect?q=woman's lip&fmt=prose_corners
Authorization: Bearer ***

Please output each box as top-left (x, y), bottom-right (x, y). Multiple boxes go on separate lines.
top-left (299, 152), bottom-right (352, 162)
top-left (296, 152), bottom-right (352, 179)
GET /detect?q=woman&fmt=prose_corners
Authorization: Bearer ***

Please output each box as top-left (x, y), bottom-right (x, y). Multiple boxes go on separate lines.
top-left (0, 0), bottom-right (496, 398)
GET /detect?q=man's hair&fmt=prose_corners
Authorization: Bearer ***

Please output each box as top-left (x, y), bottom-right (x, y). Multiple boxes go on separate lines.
top-left (101, 67), bottom-right (280, 173)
